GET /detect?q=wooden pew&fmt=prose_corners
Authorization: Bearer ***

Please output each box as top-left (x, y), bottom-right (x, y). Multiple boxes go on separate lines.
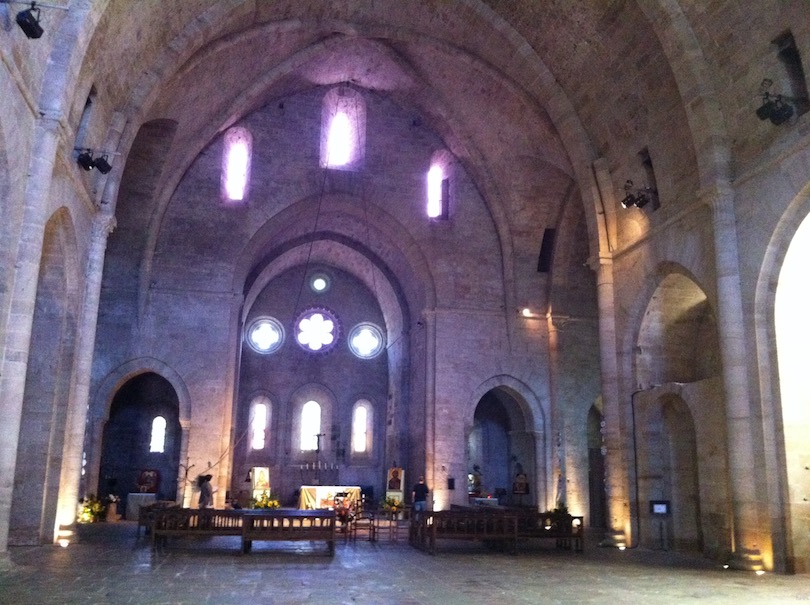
top-left (241, 509), bottom-right (336, 555)
top-left (151, 508), bottom-right (244, 551)
top-left (410, 510), bottom-right (518, 554)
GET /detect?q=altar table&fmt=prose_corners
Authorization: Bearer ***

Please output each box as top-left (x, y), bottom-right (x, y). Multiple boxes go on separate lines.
top-left (126, 492), bottom-right (156, 520)
top-left (298, 485), bottom-right (361, 510)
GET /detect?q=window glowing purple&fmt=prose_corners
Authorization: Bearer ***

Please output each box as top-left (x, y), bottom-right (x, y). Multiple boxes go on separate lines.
top-left (296, 312), bottom-right (335, 351)
top-left (221, 127), bottom-right (252, 201)
top-left (427, 165), bottom-right (443, 218)
top-left (326, 112), bottom-right (352, 167)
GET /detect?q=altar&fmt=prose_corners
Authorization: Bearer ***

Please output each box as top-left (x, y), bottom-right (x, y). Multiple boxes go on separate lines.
top-left (125, 492), bottom-right (156, 520)
top-left (298, 485), bottom-right (361, 510)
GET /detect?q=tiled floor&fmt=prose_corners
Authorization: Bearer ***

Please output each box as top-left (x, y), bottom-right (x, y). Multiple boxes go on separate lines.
top-left (1, 522), bottom-right (809, 604)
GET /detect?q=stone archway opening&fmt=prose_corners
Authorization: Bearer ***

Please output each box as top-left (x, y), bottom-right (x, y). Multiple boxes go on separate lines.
top-left (775, 208), bottom-right (810, 572)
top-left (467, 387), bottom-right (536, 507)
top-left (98, 373), bottom-right (182, 516)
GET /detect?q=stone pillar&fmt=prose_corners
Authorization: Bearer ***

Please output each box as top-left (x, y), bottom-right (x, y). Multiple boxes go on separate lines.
top-left (707, 188), bottom-right (764, 570)
top-left (546, 316), bottom-right (565, 510)
top-left (55, 213), bottom-right (117, 537)
top-left (593, 255), bottom-right (629, 546)
top-left (0, 117), bottom-right (60, 561)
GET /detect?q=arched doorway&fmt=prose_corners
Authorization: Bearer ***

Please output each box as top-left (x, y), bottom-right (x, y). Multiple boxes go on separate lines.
top-left (467, 387), bottom-right (536, 506)
top-left (98, 373), bottom-right (181, 510)
top-left (775, 208), bottom-right (810, 572)
top-left (637, 394), bottom-right (702, 552)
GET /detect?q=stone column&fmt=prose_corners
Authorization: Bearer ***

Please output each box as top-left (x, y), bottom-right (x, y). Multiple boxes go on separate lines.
top-left (593, 254), bottom-right (629, 546)
top-left (707, 188), bottom-right (764, 570)
top-left (0, 117), bottom-right (60, 561)
top-left (55, 212), bottom-right (117, 536)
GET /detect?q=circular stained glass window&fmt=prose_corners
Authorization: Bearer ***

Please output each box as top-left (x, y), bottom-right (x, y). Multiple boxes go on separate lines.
top-left (309, 272), bottom-right (331, 293)
top-left (246, 317), bottom-right (284, 354)
top-left (348, 323), bottom-right (384, 359)
top-left (295, 307), bottom-right (340, 353)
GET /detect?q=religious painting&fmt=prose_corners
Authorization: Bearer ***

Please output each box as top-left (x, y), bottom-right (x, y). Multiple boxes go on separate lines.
top-left (251, 466), bottom-right (270, 495)
top-left (387, 467), bottom-right (404, 492)
top-left (512, 472), bottom-right (529, 495)
top-left (137, 469), bottom-right (160, 493)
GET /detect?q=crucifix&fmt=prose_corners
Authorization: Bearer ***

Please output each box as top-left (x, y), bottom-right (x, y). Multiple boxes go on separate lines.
top-left (314, 433), bottom-right (326, 485)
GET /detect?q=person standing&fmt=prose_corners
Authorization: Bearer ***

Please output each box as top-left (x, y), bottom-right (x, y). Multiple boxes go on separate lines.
top-left (198, 474), bottom-right (214, 509)
top-left (412, 476), bottom-right (429, 512)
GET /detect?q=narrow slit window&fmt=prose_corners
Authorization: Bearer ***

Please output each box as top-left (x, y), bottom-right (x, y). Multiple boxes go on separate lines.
top-left (150, 416), bottom-right (166, 453)
top-left (250, 398), bottom-right (270, 450)
top-left (300, 400), bottom-right (322, 451)
top-left (427, 150), bottom-right (452, 220)
top-left (221, 127), bottom-right (252, 202)
top-left (351, 401), bottom-right (372, 454)
top-left (427, 165), bottom-right (444, 218)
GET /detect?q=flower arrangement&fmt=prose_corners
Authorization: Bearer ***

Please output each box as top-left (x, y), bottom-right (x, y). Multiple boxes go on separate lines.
top-left (250, 490), bottom-right (280, 509)
top-left (78, 495), bottom-right (105, 523)
top-left (381, 496), bottom-right (402, 512)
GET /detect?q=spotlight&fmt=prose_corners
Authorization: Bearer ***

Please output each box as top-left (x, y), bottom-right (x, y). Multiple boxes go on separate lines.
top-left (755, 80), bottom-right (795, 125)
top-left (76, 151), bottom-right (95, 171)
top-left (93, 155), bottom-right (112, 174)
top-left (620, 179), bottom-right (657, 210)
top-left (16, 3), bottom-right (43, 39)
top-left (769, 96), bottom-right (794, 125)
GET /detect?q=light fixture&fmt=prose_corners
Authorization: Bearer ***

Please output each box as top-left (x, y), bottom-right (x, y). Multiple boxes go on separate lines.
top-left (15, 2), bottom-right (43, 39)
top-left (756, 79), bottom-right (795, 125)
top-left (74, 148), bottom-right (114, 174)
top-left (93, 155), bottom-right (112, 174)
top-left (76, 151), bottom-right (95, 171)
top-left (620, 180), bottom-right (657, 210)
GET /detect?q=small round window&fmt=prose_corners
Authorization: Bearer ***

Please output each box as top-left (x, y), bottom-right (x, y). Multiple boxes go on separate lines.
top-left (246, 317), bottom-right (285, 354)
top-left (309, 272), bottom-right (331, 293)
top-left (349, 323), bottom-right (384, 359)
top-left (295, 307), bottom-right (340, 353)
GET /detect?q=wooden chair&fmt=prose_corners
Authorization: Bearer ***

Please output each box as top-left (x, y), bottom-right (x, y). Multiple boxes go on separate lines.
top-left (351, 510), bottom-right (377, 542)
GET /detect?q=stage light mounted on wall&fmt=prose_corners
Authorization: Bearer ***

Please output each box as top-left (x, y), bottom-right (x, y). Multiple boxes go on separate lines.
top-left (15, 2), bottom-right (43, 39)
top-left (620, 180), bottom-right (657, 210)
top-left (756, 79), bottom-right (795, 125)
top-left (74, 149), bottom-right (114, 174)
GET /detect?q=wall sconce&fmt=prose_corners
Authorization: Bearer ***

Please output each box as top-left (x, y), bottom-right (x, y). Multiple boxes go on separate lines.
top-left (74, 149), bottom-right (113, 174)
top-left (620, 180), bottom-right (657, 210)
top-left (756, 79), bottom-right (794, 125)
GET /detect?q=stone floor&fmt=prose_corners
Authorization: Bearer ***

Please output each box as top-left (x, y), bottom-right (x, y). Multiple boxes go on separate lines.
top-left (1, 522), bottom-right (809, 605)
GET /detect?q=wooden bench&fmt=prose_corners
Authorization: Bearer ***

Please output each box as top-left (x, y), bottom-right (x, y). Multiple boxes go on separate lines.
top-left (241, 509), bottom-right (336, 555)
top-left (152, 508), bottom-right (337, 555)
top-left (151, 508), bottom-right (245, 552)
top-left (410, 510), bottom-right (518, 554)
top-left (513, 511), bottom-right (585, 552)
top-left (137, 500), bottom-right (179, 537)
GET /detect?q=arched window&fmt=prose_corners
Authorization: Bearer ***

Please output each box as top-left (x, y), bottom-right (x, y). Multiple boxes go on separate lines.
top-left (250, 397), bottom-right (271, 450)
top-left (300, 400), bottom-right (322, 451)
top-left (351, 400), bottom-right (373, 454)
top-left (427, 150), bottom-right (452, 219)
top-left (221, 126), bottom-right (252, 202)
top-left (320, 87), bottom-right (366, 170)
top-left (150, 416), bottom-right (167, 453)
